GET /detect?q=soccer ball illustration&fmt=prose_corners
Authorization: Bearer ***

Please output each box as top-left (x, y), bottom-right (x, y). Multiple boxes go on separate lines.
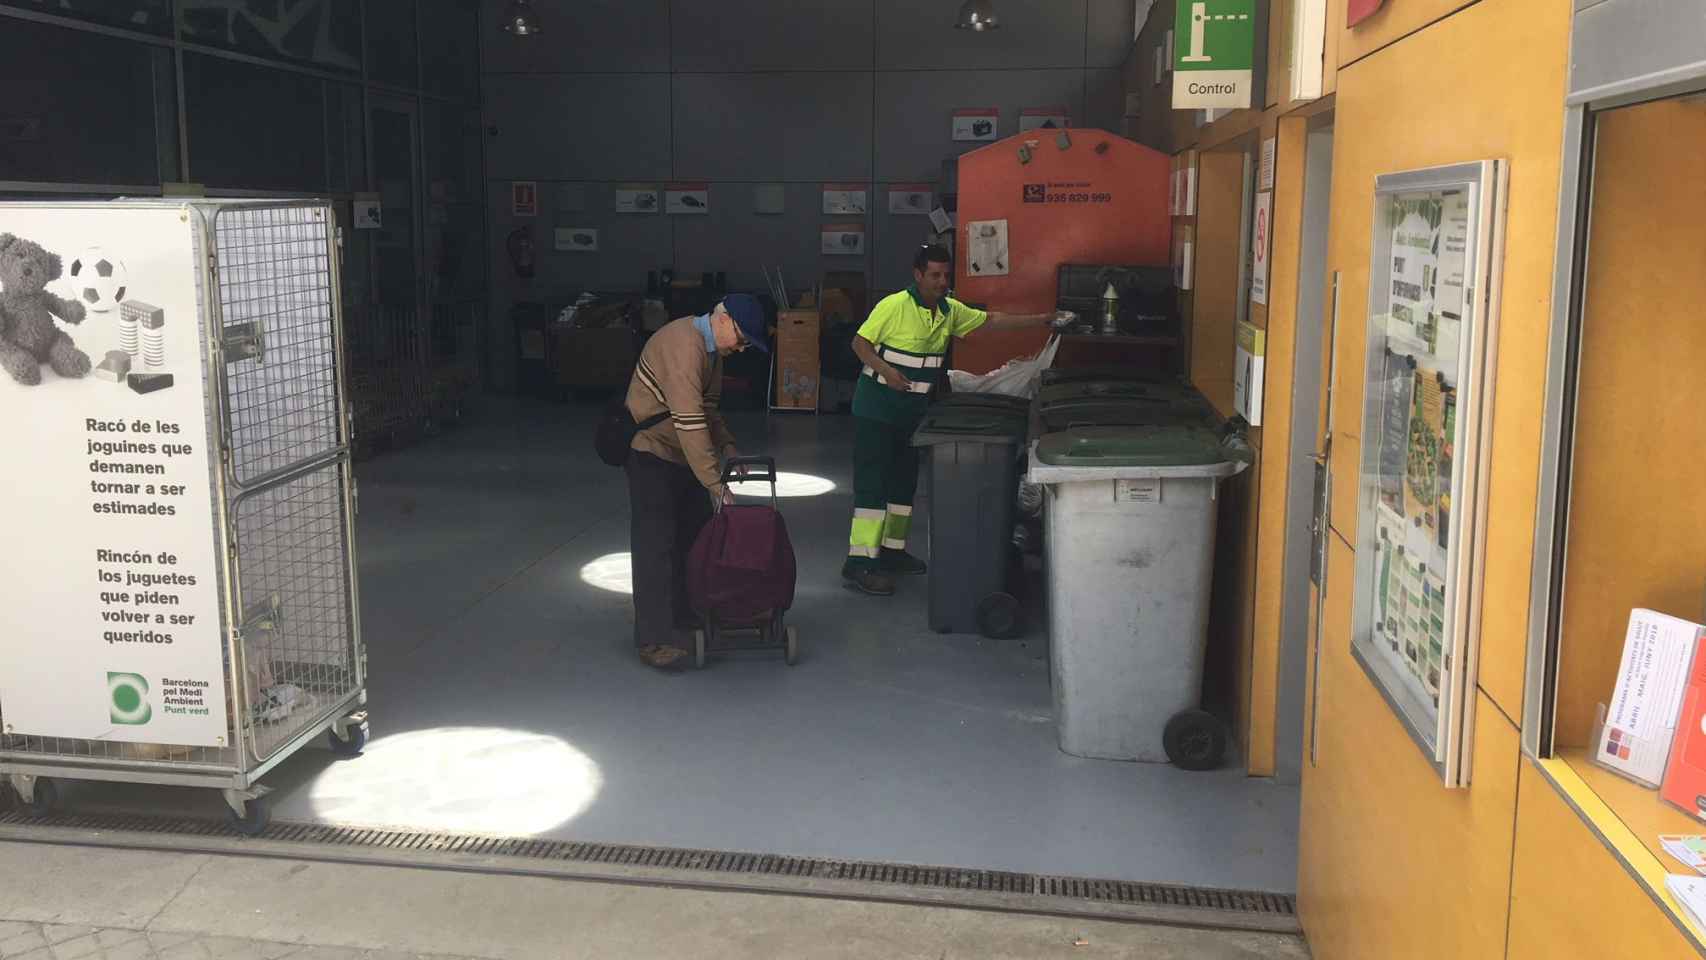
top-left (69, 248), bottom-right (128, 313)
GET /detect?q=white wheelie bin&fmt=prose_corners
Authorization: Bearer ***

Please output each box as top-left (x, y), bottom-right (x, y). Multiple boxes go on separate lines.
top-left (1027, 424), bottom-right (1251, 767)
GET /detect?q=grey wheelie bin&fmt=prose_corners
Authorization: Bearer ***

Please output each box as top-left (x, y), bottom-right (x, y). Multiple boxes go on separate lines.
top-left (1027, 424), bottom-right (1251, 768)
top-left (912, 405), bottom-right (1029, 638)
top-left (1033, 380), bottom-right (1218, 438)
top-left (938, 391), bottom-right (1033, 416)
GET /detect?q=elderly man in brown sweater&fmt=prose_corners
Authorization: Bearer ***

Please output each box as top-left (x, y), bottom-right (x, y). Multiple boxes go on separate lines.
top-left (624, 294), bottom-right (770, 669)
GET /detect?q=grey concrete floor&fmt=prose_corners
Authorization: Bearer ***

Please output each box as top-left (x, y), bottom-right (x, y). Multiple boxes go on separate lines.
top-left (0, 842), bottom-right (1309, 960)
top-left (68, 400), bottom-right (1299, 892)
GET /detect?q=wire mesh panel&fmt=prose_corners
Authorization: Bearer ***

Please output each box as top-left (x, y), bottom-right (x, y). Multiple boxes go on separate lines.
top-left (213, 205), bottom-right (343, 486)
top-left (230, 462), bottom-right (359, 763)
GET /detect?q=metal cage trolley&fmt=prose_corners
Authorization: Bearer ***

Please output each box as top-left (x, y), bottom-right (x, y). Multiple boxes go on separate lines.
top-left (0, 200), bottom-right (367, 834)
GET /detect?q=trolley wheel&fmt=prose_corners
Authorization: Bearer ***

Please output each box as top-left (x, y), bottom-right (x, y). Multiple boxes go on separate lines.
top-left (975, 593), bottom-right (1022, 640)
top-left (329, 719), bottom-right (370, 758)
top-left (1163, 709), bottom-right (1229, 771)
top-left (693, 629), bottom-right (708, 669)
top-left (225, 795), bottom-right (271, 837)
top-left (784, 626), bottom-right (800, 666)
top-left (24, 778), bottom-right (60, 818)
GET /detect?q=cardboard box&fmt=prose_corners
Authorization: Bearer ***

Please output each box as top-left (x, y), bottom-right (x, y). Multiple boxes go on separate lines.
top-left (772, 308), bottom-right (820, 411)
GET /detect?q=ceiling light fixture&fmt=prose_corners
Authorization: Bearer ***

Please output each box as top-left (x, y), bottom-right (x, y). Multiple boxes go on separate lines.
top-left (955, 0), bottom-right (1001, 32)
top-left (502, 0), bottom-right (543, 36)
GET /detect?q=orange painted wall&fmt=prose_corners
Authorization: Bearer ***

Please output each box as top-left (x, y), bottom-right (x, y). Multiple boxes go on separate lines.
top-left (951, 131), bottom-right (1172, 374)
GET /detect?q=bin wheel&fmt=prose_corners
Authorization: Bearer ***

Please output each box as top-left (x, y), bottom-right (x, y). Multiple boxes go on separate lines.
top-left (693, 629), bottom-right (708, 669)
top-left (225, 795), bottom-right (270, 837)
top-left (975, 593), bottom-right (1022, 640)
top-left (24, 778), bottom-right (59, 818)
top-left (1163, 709), bottom-right (1228, 771)
top-left (329, 718), bottom-right (370, 758)
top-left (785, 626), bottom-right (800, 666)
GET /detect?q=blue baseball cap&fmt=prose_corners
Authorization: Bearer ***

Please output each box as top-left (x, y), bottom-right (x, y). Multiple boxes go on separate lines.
top-left (720, 294), bottom-right (770, 353)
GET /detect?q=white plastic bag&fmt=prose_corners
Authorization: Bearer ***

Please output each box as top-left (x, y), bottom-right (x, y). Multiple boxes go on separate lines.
top-left (946, 336), bottom-right (1061, 399)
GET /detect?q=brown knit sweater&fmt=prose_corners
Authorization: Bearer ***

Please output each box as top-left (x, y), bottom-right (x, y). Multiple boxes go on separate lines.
top-left (625, 316), bottom-right (735, 491)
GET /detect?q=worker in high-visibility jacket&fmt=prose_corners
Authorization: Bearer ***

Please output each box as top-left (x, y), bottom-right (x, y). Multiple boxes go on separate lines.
top-left (843, 244), bottom-right (1068, 596)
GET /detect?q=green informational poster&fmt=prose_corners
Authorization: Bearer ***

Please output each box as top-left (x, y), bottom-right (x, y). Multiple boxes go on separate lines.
top-left (1172, 0), bottom-right (1255, 110)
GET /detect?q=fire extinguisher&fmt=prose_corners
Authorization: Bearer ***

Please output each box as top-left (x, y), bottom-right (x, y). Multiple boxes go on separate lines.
top-left (506, 226), bottom-right (535, 280)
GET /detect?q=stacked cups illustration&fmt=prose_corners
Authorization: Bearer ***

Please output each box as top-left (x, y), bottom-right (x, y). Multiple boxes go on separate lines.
top-left (121, 301), bottom-right (167, 370)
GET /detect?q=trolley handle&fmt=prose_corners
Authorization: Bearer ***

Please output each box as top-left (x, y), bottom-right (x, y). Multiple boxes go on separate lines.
top-left (721, 455), bottom-right (777, 486)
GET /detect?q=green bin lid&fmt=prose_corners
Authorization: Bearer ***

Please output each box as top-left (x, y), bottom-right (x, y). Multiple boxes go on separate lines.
top-left (1034, 424), bottom-right (1233, 467)
top-left (1041, 366), bottom-right (1173, 386)
top-left (1037, 400), bottom-right (1215, 433)
top-left (1038, 380), bottom-right (1200, 407)
top-left (912, 407), bottom-right (1027, 446)
top-left (938, 393), bottom-right (1032, 414)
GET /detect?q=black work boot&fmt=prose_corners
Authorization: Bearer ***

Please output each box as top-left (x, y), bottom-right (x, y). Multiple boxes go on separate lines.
top-left (842, 563), bottom-right (896, 596)
top-left (880, 549), bottom-right (928, 576)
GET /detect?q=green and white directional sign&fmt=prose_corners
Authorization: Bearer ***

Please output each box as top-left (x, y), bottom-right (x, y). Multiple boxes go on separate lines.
top-left (1172, 0), bottom-right (1255, 110)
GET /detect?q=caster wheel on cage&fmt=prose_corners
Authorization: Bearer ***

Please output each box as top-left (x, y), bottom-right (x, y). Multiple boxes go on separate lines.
top-left (329, 718), bottom-right (370, 758)
top-left (225, 796), bottom-right (271, 837)
top-left (693, 629), bottom-right (708, 669)
top-left (784, 626), bottom-right (800, 666)
top-left (1163, 709), bottom-right (1228, 771)
top-left (24, 778), bottom-right (60, 818)
top-left (975, 592), bottom-right (1022, 640)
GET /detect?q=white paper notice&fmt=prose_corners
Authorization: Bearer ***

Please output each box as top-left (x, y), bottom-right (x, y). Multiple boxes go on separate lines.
top-left (554, 227), bottom-right (599, 252)
top-left (967, 219), bottom-right (1009, 277)
top-left (822, 186), bottom-right (867, 215)
top-left (1664, 836), bottom-right (1706, 875)
top-left (1598, 608), bottom-right (1705, 785)
top-left (0, 206), bottom-right (230, 747)
top-left (614, 188), bottom-right (660, 214)
top-left (1259, 137), bottom-right (1276, 191)
top-left (1251, 191), bottom-right (1272, 305)
top-left (889, 187), bottom-right (934, 216)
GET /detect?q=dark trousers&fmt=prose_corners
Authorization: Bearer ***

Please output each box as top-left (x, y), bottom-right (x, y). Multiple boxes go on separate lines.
top-left (626, 451), bottom-right (713, 650)
top-left (845, 415), bottom-right (920, 572)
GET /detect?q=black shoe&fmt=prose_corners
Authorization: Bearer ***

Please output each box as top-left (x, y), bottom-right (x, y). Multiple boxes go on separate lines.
top-left (842, 566), bottom-right (896, 596)
top-left (880, 549), bottom-right (928, 576)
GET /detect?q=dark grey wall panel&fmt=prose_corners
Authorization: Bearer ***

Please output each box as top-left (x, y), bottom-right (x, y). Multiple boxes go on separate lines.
top-left (876, 0), bottom-right (1089, 71)
top-left (483, 75), bottom-right (672, 180)
top-left (780, 72), bottom-right (877, 181)
top-left (481, 0), bottom-right (671, 74)
top-left (670, 0), bottom-right (876, 72)
top-left (672, 74), bottom-right (787, 181)
top-left (874, 69), bottom-right (1089, 180)
top-left (1084, 68), bottom-right (1126, 133)
top-left (873, 201), bottom-right (942, 292)
top-left (671, 183), bottom-right (870, 291)
top-left (673, 72), bottom-right (874, 182)
top-left (1086, 0), bottom-right (1138, 68)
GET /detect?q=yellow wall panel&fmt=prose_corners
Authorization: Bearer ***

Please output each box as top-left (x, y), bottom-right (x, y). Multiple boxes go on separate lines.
top-left (1247, 116), bottom-right (1309, 778)
top-left (1300, 537), bottom-right (1519, 960)
top-left (1508, 761), bottom-right (1702, 960)
top-left (1321, 0), bottom-right (1569, 719)
top-left (1189, 148), bottom-right (1248, 416)
top-left (1338, 0), bottom-right (1474, 67)
top-left (1554, 97), bottom-right (1706, 747)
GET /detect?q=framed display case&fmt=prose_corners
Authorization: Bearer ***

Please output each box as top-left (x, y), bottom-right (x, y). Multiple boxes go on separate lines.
top-left (1350, 161), bottom-right (1507, 788)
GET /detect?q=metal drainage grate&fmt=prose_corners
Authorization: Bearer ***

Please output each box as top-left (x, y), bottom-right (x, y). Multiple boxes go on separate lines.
top-left (0, 809), bottom-right (1295, 922)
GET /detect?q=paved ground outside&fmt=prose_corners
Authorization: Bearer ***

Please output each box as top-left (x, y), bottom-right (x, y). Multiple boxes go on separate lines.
top-left (0, 842), bottom-right (1308, 960)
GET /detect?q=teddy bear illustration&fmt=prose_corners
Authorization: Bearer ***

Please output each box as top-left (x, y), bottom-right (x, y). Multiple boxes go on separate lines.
top-left (0, 232), bottom-right (91, 385)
